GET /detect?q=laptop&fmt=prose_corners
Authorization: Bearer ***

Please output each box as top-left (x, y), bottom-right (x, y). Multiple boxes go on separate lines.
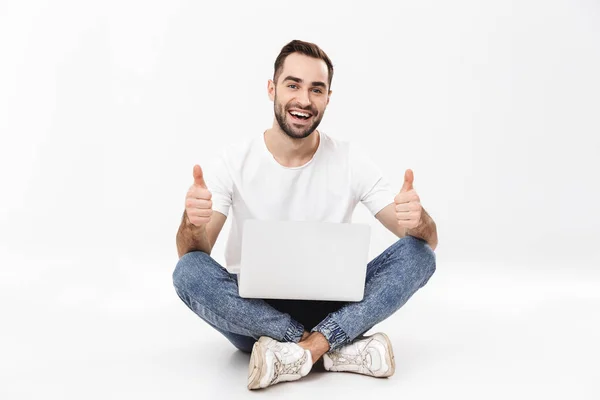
top-left (237, 219), bottom-right (371, 301)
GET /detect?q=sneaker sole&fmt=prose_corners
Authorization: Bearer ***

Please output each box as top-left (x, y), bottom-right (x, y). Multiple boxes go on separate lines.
top-left (247, 337), bottom-right (269, 390)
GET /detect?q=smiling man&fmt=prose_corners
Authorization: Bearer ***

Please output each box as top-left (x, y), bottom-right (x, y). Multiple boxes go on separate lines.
top-left (173, 40), bottom-right (438, 390)
top-left (272, 59), bottom-right (327, 139)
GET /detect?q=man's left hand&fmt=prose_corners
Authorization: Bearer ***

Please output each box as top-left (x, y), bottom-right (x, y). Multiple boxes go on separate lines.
top-left (393, 169), bottom-right (423, 230)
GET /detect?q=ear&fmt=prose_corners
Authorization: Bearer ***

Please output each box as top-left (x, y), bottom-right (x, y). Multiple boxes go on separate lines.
top-left (327, 90), bottom-right (332, 105)
top-left (267, 79), bottom-right (275, 101)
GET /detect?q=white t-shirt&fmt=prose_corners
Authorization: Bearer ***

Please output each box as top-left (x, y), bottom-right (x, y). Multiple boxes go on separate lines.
top-left (203, 130), bottom-right (397, 269)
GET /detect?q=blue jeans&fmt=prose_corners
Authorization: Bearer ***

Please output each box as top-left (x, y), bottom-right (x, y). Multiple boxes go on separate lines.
top-left (172, 235), bottom-right (436, 353)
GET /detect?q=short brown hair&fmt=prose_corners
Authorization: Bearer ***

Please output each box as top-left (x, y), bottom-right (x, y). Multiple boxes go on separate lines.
top-left (273, 40), bottom-right (334, 90)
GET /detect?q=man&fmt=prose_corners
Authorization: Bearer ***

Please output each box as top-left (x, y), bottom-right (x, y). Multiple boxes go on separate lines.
top-left (173, 39), bottom-right (438, 390)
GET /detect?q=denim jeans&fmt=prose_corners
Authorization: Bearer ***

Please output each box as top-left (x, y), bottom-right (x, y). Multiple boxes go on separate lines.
top-left (172, 235), bottom-right (436, 353)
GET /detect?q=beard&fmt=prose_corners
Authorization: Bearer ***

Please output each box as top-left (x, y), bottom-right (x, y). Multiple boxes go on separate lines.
top-left (274, 93), bottom-right (323, 140)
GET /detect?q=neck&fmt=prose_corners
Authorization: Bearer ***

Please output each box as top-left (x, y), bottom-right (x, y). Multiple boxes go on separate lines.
top-left (264, 121), bottom-right (320, 167)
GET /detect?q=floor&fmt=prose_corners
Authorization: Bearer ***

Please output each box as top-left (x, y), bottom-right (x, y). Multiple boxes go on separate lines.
top-left (1, 252), bottom-right (599, 399)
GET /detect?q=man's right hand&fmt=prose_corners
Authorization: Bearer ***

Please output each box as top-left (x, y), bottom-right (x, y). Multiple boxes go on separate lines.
top-left (185, 164), bottom-right (213, 227)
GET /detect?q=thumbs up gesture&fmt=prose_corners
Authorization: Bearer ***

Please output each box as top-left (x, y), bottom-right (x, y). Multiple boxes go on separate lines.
top-left (185, 164), bottom-right (213, 227)
top-left (393, 169), bottom-right (423, 230)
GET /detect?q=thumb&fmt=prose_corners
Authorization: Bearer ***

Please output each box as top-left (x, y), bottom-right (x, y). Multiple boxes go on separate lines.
top-left (193, 164), bottom-right (207, 188)
top-left (400, 169), bottom-right (414, 193)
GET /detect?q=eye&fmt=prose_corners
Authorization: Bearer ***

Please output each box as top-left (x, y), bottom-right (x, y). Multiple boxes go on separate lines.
top-left (312, 88), bottom-right (323, 94)
top-left (287, 84), bottom-right (298, 89)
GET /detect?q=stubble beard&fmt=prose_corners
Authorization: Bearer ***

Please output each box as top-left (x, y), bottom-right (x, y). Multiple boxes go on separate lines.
top-left (274, 93), bottom-right (323, 140)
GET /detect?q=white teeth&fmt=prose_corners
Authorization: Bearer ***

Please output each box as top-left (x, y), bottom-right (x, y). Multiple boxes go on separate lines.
top-left (290, 111), bottom-right (310, 117)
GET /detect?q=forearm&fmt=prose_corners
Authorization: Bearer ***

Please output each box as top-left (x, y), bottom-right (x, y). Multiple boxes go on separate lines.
top-left (176, 210), bottom-right (212, 258)
top-left (406, 208), bottom-right (438, 250)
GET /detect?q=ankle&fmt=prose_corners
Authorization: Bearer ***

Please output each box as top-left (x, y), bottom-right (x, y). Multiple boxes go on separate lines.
top-left (297, 332), bottom-right (330, 362)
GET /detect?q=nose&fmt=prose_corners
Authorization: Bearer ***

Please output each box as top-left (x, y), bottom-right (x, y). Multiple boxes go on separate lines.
top-left (295, 88), bottom-right (312, 108)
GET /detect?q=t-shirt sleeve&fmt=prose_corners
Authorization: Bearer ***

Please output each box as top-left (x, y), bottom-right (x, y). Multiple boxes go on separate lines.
top-left (350, 143), bottom-right (397, 216)
top-left (203, 149), bottom-right (233, 217)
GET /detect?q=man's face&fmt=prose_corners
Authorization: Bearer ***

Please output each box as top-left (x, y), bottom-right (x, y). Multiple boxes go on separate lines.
top-left (268, 53), bottom-right (331, 140)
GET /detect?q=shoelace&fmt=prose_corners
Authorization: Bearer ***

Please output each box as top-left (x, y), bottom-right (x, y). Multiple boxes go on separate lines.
top-left (328, 350), bottom-right (369, 366)
top-left (270, 350), bottom-right (308, 384)
top-left (327, 338), bottom-right (376, 374)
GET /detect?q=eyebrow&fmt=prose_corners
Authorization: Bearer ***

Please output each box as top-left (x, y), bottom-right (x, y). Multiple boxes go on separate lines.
top-left (283, 75), bottom-right (327, 89)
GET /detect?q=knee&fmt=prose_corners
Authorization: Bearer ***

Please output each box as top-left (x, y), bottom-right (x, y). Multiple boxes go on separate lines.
top-left (398, 236), bottom-right (436, 283)
top-left (172, 251), bottom-right (212, 292)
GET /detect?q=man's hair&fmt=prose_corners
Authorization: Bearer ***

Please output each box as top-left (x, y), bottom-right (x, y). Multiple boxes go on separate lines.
top-left (273, 39), bottom-right (334, 90)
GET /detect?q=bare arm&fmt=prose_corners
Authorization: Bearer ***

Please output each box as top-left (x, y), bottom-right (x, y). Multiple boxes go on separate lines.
top-left (176, 209), bottom-right (227, 258)
top-left (375, 203), bottom-right (407, 238)
top-left (406, 207), bottom-right (438, 250)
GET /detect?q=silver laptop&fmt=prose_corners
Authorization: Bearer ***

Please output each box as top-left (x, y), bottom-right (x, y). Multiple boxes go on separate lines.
top-left (237, 219), bottom-right (371, 301)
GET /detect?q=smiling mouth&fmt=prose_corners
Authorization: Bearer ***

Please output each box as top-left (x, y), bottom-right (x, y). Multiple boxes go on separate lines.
top-left (288, 110), bottom-right (313, 123)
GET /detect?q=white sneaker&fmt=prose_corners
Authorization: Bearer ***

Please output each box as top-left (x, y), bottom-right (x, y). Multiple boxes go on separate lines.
top-left (247, 336), bottom-right (313, 390)
top-left (322, 332), bottom-right (395, 378)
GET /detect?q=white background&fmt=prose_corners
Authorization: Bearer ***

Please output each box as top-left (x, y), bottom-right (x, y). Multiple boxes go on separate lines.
top-left (1, 0), bottom-right (599, 399)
